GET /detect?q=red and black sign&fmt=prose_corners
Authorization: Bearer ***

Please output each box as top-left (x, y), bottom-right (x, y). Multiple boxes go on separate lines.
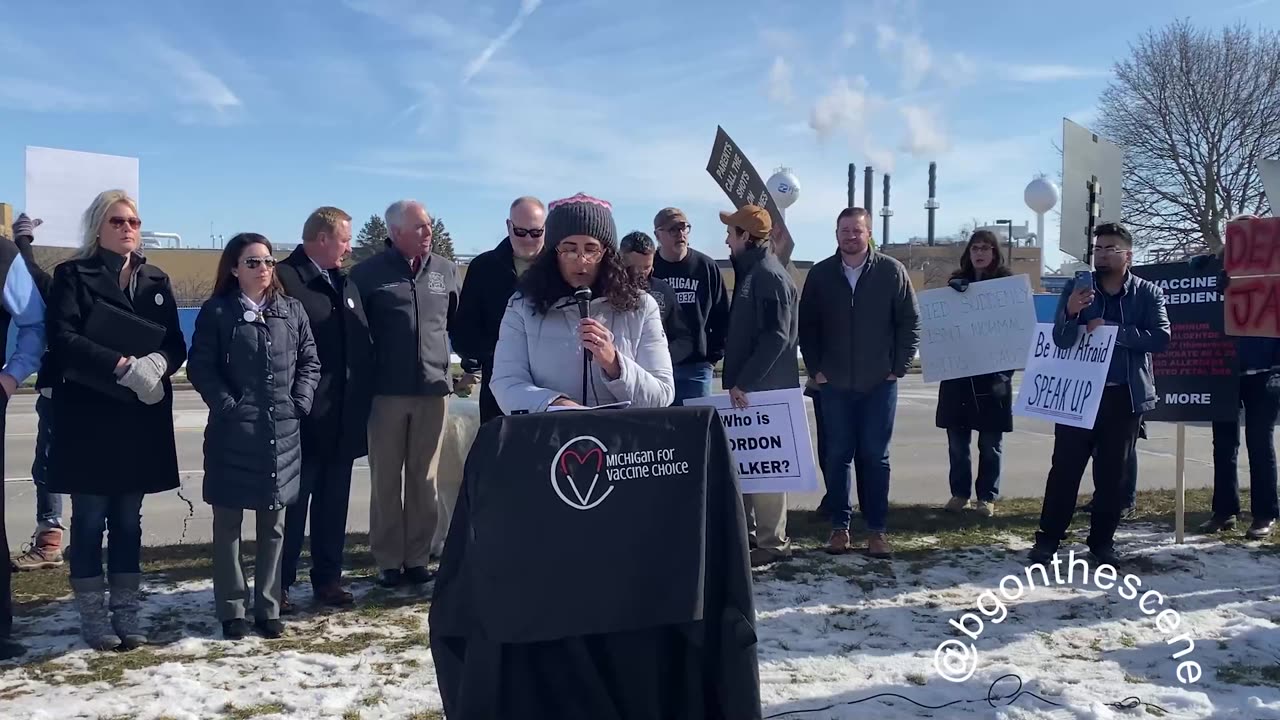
top-left (1132, 262), bottom-right (1239, 422)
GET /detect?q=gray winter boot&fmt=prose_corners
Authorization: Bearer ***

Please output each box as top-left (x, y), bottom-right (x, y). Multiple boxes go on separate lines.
top-left (109, 573), bottom-right (148, 650)
top-left (70, 575), bottom-right (122, 651)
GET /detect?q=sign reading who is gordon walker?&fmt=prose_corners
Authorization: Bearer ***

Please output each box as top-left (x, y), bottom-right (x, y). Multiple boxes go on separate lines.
top-left (1014, 323), bottom-right (1118, 429)
top-left (684, 388), bottom-right (818, 494)
top-left (917, 274), bottom-right (1037, 383)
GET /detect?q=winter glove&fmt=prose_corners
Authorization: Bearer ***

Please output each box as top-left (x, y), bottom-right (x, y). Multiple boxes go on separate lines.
top-left (1217, 270), bottom-right (1231, 294)
top-left (991, 374), bottom-right (1011, 398)
top-left (948, 278), bottom-right (969, 293)
top-left (116, 352), bottom-right (167, 405)
top-left (11, 214), bottom-right (38, 242)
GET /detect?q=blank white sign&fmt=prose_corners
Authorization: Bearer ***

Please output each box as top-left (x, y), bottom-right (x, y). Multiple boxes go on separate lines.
top-left (25, 146), bottom-right (140, 248)
top-left (1261, 159), bottom-right (1280, 211)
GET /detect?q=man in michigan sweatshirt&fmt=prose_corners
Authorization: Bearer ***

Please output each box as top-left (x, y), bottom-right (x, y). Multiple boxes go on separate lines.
top-left (651, 207), bottom-right (730, 404)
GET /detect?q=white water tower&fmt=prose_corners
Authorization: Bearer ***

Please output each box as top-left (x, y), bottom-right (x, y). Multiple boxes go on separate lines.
top-left (766, 167), bottom-right (801, 217)
top-left (1024, 174), bottom-right (1059, 248)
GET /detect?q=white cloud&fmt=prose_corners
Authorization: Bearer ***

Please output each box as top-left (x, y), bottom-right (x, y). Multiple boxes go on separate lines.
top-left (809, 76), bottom-right (873, 141)
top-left (873, 22), bottom-right (932, 92)
top-left (1002, 64), bottom-right (1111, 83)
top-left (462, 0), bottom-right (542, 84)
top-left (938, 52), bottom-right (979, 86)
top-left (768, 57), bottom-right (794, 105)
top-left (149, 42), bottom-right (242, 116)
top-left (899, 105), bottom-right (949, 156)
top-left (841, 30), bottom-right (857, 49)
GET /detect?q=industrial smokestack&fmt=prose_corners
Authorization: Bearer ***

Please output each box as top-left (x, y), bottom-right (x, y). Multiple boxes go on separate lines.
top-left (926, 162), bottom-right (938, 246)
top-left (847, 164), bottom-right (856, 209)
top-left (881, 174), bottom-right (892, 246)
top-left (863, 166), bottom-right (873, 211)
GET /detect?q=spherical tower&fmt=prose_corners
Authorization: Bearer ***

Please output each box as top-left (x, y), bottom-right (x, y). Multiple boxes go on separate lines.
top-left (766, 168), bottom-right (801, 215)
top-left (1025, 175), bottom-right (1060, 248)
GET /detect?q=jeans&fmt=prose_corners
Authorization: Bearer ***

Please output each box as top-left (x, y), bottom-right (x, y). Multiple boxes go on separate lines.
top-left (1035, 386), bottom-right (1141, 553)
top-left (672, 363), bottom-right (714, 406)
top-left (282, 458), bottom-right (355, 589)
top-left (1211, 372), bottom-right (1280, 520)
top-left (68, 493), bottom-right (144, 580)
top-left (31, 393), bottom-right (63, 528)
top-left (946, 429), bottom-right (1003, 502)
top-left (818, 380), bottom-right (898, 532)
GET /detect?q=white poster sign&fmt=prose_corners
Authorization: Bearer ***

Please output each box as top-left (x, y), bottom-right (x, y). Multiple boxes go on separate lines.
top-left (685, 387), bottom-right (818, 494)
top-left (25, 146), bottom-right (140, 248)
top-left (1013, 323), bottom-right (1118, 429)
top-left (917, 274), bottom-right (1038, 383)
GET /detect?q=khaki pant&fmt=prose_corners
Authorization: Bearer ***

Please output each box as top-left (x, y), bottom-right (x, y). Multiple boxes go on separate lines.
top-left (744, 493), bottom-right (790, 557)
top-left (368, 395), bottom-right (448, 571)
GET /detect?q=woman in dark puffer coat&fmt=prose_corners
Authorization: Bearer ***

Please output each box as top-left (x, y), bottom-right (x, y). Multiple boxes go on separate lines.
top-left (187, 233), bottom-right (320, 640)
top-left (936, 231), bottom-right (1015, 517)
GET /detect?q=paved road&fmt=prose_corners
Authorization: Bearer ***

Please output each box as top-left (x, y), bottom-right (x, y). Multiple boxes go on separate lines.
top-left (2, 377), bottom-right (1224, 546)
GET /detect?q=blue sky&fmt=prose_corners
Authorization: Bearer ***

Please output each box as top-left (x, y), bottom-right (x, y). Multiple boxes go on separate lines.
top-left (2, 0), bottom-right (1277, 270)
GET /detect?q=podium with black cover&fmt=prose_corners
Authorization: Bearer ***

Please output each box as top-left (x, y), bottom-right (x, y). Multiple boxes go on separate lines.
top-left (430, 406), bottom-right (763, 720)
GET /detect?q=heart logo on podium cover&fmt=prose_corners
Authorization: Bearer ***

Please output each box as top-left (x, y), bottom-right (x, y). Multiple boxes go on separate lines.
top-left (550, 436), bottom-right (613, 510)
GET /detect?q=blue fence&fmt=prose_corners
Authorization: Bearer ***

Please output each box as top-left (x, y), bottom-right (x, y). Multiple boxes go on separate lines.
top-left (5, 298), bottom-right (1064, 362)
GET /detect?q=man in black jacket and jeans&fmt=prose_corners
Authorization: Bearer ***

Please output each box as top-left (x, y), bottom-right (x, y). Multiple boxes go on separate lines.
top-left (352, 200), bottom-right (460, 588)
top-left (1030, 222), bottom-right (1169, 566)
top-left (277, 207), bottom-right (374, 609)
top-left (451, 197), bottom-right (544, 423)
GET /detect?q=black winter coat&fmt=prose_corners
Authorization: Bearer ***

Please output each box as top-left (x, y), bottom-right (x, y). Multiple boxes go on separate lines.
top-left (450, 236), bottom-right (520, 423)
top-left (188, 292), bottom-right (321, 511)
top-left (934, 267), bottom-right (1014, 433)
top-left (46, 250), bottom-right (187, 496)
top-left (276, 248), bottom-right (374, 461)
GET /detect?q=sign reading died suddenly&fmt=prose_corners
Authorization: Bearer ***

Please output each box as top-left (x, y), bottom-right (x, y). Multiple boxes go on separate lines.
top-left (917, 274), bottom-right (1037, 383)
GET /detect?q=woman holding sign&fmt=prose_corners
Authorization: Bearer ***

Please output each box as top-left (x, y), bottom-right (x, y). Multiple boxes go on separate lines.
top-left (937, 231), bottom-right (1014, 517)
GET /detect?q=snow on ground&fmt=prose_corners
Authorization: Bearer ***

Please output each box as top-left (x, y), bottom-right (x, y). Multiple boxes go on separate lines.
top-left (2, 525), bottom-right (1279, 719)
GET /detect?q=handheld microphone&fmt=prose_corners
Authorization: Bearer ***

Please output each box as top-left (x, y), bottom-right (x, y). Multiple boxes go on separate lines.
top-left (575, 286), bottom-right (593, 405)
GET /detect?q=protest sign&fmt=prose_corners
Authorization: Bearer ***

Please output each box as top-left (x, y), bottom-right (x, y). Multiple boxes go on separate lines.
top-left (25, 146), bottom-right (139, 248)
top-left (1013, 323), bottom-right (1118, 429)
top-left (684, 387), bottom-right (818, 494)
top-left (1132, 262), bottom-right (1239, 422)
top-left (705, 126), bottom-right (796, 266)
top-left (917, 274), bottom-right (1037, 383)
top-left (1223, 217), bottom-right (1280, 337)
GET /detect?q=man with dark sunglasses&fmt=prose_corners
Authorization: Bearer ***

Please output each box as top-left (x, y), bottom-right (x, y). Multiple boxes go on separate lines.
top-left (452, 197), bottom-right (546, 423)
top-left (650, 207), bottom-right (730, 405)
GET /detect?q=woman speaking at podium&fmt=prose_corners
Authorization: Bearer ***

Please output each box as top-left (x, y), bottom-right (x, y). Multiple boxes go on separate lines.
top-left (490, 193), bottom-right (674, 413)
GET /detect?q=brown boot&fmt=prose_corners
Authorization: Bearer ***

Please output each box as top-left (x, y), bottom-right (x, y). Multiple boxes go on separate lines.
top-left (11, 527), bottom-right (64, 571)
top-left (826, 529), bottom-right (850, 554)
top-left (313, 582), bottom-right (354, 608)
top-left (867, 532), bottom-right (893, 559)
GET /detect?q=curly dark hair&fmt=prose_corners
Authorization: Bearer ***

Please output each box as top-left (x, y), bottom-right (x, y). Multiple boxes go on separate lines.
top-left (514, 239), bottom-right (646, 315)
top-left (951, 230), bottom-right (1010, 282)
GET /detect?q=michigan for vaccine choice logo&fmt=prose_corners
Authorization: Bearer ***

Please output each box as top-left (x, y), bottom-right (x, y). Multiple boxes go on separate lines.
top-left (551, 436), bottom-right (613, 510)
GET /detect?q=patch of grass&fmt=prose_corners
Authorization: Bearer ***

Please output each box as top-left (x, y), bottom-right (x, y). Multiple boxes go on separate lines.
top-left (342, 711), bottom-right (361, 720)
top-left (905, 672), bottom-right (927, 686)
top-left (23, 647), bottom-right (172, 686)
top-left (360, 691), bottom-right (385, 707)
top-left (1119, 634), bottom-right (1137, 648)
top-left (223, 702), bottom-right (287, 719)
top-left (404, 712), bottom-right (444, 720)
top-left (1216, 662), bottom-right (1280, 688)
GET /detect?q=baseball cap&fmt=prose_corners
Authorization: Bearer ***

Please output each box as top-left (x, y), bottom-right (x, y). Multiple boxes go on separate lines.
top-left (653, 207), bottom-right (688, 230)
top-left (719, 205), bottom-right (772, 239)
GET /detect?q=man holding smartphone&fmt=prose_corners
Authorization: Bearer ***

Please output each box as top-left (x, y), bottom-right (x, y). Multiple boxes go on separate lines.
top-left (1030, 223), bottom-right (1169, 566)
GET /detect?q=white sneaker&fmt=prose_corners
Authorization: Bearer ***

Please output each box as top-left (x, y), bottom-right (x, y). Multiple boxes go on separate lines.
top-left (944, 497), bottom-right (968, 512)
top-left (976, 501), bottom-right (995, 517)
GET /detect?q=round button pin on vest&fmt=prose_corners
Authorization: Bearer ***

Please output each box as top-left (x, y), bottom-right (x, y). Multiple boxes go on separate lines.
top-left (154, 293), bottom-right (163, 305)
top-left (243, 310), bottom-right (257, 323)
top-left (347, 297), bottom-right (355, 309)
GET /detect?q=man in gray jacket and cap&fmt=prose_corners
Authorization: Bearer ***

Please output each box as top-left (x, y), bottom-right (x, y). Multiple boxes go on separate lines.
top-left (350, 199), bottom-right (460, 589)
top-left (720, 205), bottom-right (800, 567)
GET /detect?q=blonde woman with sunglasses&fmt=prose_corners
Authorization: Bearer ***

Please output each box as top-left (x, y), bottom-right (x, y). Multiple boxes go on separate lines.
top-left (45, 189), bottom-right (187, 651)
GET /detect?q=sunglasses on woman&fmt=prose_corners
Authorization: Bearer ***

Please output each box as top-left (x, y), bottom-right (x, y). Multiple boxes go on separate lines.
top-left (242, 256), bottom-right (277, 269)
top-left (109, 216), bottom-right (142, 230)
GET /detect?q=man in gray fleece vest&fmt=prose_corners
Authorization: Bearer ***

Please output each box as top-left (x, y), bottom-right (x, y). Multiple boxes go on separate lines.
top-left (799, 207), bottom-right (920, 559)
top-left (350, 199), bottom-right (459, 589)
top-left (720, 205), bottom-right (800, 567)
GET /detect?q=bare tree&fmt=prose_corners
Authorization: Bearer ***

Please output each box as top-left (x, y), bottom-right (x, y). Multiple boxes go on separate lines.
top-left (1097, 20), bottom-right (1280, 260)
